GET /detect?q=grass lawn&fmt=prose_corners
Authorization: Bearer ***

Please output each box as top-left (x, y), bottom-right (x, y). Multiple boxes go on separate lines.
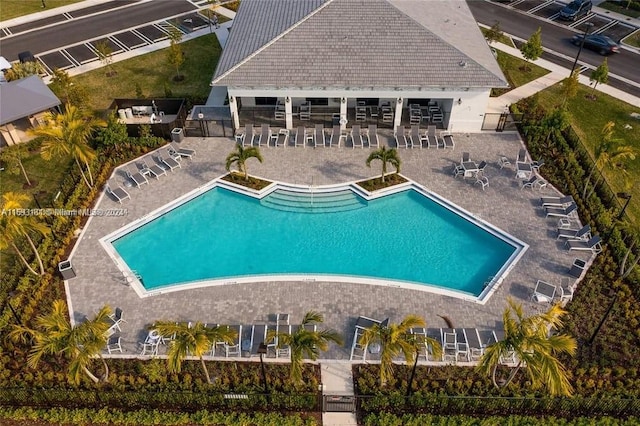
top-left (622, 30), bottom-right (640, 48)
top-left (490, 50), bottom-right (550, 97)
top-left (599, 0), bottom-right (640, 18)
top-left (535, 83), bottom-right (640, 222)
top-left (72, 34), bottom-right (222, 113)
top-left (1, 0), bottom-right (82, 21)
top-left (480, 27), bottom-right (515, 48)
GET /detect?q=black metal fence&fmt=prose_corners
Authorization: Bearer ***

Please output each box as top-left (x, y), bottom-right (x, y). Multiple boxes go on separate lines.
top-left (184, 118), bottom-right (234, 138)
top-left (482, 112), bottom-right (524, 131)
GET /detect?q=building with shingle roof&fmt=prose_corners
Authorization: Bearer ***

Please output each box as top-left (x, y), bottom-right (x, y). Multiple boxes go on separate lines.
top-left (211, 0), bottom-right (508, 133)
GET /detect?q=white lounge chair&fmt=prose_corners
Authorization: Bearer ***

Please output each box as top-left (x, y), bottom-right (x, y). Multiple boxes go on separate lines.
top-left (351, 125), bottom-right (363, 149)
top-left (409, 125), bottom-right (423, 149)
top-left (258, 124), bottom-right (271, 147)
top-left (566, 235), bottom-right (602, 253)
top-left (463, 328), bottom-right (483, 362)
top-left (426, 125), bottom-right (440, 149)
top-left (394, 126), bottom-right (408, 148)
top-left (314, 124), bottom-right (326, 148)
top-left (295, 126), bottom-right (306, 148)
top-left (159, 154), bottom-right (181, 171)
top-left (126, 168), bottom-right (148, 188)
top-left (546, 203), bottom-right (577, 218)
top-left (106, 182), bottom-right (130, 203)
top-left (367, 124), bottom-right (379, 148)
top-left (330, 125), bottom-right (345, 148)
top-left (275, 129), bottom-right (290, 147)
top-left (140, 157), bottom-right (167, 179)
top-left (541, 195), bottom-right (574, 208)
top-left (441, 131), bottom-right (455, 149)
top-left (169, 143), bottom-right (196, 159)
top-left (243, 124), bottom-right (255, 147)
top-left (557, 224), bottom-right (591, 241)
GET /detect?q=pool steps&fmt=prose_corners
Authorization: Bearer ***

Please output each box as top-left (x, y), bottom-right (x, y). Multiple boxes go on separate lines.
top-left (260, 188), bottom-right (366, 213)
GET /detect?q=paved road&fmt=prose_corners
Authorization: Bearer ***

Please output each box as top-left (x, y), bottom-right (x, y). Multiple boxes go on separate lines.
top-left (468, 0), bottom-right (640, 92)
top-left (1, 0), bottom-right (196, 61)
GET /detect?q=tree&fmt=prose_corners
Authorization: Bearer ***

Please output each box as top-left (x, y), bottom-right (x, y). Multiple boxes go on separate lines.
top-left (152, 321), bottom-right (237, 384)
top-left (9, 300), bottom-right (112, 384)
top-left (366, 146), bottom-right (401, 183)
top-left (267, 311), bottom-right (343, 388)
top-left (95, 40), bottom-right (115, 77)
top-left (0, 192), bottom-right (50, 276)
top-left (0, 144), bottom-right (33, 186)
top-left (167, 28), bottom-right (185, 82)
top-left (94, 112), bottom-right (128, 150)
top-left (561, 70), bottom-right (580, 106)
top-left (589, 58), bottom-right (609, 99)
top-left (520, 27), bottom-right (543, 71)
top-left (359, 315), bottom-right (428, 387)
top-left (476, 299), bottom-right (577, 396)
top-left (49, 68), bottom-right (73, 103)
top-left (4, 61), bottom-right (43, 81)
top-left (225, 144), bottom-right (263, 181)
top-left (484, 21), bottom-right (503, 45)
top-left (29, 105), bottom-right (106, 188)
top-left (582, 121), bottom-right (636, 199)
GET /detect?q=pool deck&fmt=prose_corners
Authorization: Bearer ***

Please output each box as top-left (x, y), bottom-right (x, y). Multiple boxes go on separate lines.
top-left (67, 131), bottom-right (589, 360)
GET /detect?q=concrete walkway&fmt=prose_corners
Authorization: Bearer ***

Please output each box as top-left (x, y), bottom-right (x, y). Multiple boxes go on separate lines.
top-left (321, 362), bottom-right (358, 426)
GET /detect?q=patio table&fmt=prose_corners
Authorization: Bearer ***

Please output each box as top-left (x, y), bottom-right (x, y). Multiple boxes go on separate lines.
top-left (516, 162), bottom-right (532, 179)
top-left (462, 161), bottom-right (478, 178)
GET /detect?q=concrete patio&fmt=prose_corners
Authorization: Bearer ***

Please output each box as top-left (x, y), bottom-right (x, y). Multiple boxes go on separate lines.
top-left (66, 130), bottom-right (589, 360)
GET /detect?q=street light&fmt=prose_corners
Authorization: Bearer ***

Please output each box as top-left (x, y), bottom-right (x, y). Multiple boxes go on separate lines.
top-left (569, 22), bottom-right (594, 76)
top-left (616, 192), bottom-right (632, 221)
top-left (257, 342), bottom-right (269, 395)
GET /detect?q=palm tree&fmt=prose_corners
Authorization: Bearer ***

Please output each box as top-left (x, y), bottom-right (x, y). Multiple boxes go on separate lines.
top-left (583, 121), bottom-right (636, 199)
top-left (268, 311), bottom-right (343, 388)
top-left (29, 105), bottom-right (106, 188)
top-left (225, 144), bottom-right (263, 181)
top-left (359, 314), bottom-right (426, 387)
top-left (366, 146), bottom-right (401, 183)
top-left (0, 192), bottom-right (50, 276)
top-left (9, 300), bottom-right (112, 384)
top-left (476, 299), bottom-right (577, 396)
top-left (153, 321), bottom-right (237, 384)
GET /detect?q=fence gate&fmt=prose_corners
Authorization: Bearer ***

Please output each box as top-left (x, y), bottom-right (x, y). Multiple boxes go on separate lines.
top-left (482, 112), bottom-right (523, 131)
top-left (322, 395), bottom-right (356, 412)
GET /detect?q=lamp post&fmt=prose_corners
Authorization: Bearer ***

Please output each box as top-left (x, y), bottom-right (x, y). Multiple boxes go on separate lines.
top-left (587, 293), bottom-right (618, 346)
top-left (616, 192), bottom-right (632, 221)
top-left (569, 23), bottom-right (594, 76)
top-left (257, 342), bottom-right (269, 395)
top-left (406, 345), bottom-right (420, 397)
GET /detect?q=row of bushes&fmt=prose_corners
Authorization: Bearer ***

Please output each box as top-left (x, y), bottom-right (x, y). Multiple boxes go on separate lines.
top-left (363, 412), bottom-right (640, 426)
top-left (0, 407), bottom-right (317, 425)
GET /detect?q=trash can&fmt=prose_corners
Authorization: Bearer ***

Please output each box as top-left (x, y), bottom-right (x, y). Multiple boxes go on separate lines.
top-left (171, 127), bottom-right (184, 143)
top-left (58, 260), bottom-right (76, 280)
top-left (569, 258), bottom-right (586, 278)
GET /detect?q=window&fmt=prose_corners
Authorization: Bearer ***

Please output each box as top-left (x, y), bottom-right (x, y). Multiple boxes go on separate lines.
top-left (306, 98), bottom-right (328, 106)
top-left (255, 97), bottom-right (277, 106)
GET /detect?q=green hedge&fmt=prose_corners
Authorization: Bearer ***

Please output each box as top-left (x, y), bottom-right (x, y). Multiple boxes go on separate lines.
top-left (0, 406), bottom-right (317, 425)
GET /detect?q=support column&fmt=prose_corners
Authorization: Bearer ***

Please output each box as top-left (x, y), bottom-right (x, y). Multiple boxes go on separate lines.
top-left (285, 96), bottom-right (293, 130)
top-left (394, 97), bottom-right (403, 129)
top-left (340, 97), bottom-right (347, 131)
top-left (229, 96), bottom-right (239, 130)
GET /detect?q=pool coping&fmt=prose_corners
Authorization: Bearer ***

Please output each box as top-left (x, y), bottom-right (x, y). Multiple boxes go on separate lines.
top-left (99, 173), bottom-right (528, 305)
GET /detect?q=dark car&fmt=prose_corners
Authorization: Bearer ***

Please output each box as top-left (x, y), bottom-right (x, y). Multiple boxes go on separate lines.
top-left (18, 51), bottom-right (36, 63)
top-left (571, 34), bottom-right (620, 55)
top-left (559, 0), bottom-right (592, 21)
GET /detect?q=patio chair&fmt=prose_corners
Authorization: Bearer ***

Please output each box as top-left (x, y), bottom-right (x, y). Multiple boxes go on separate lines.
top-left (126, 168), bottom-right (149, 188)
top-left (557, 224), bottom-right (591, 241)
top-left (158, 154), bottom-right (181, 171)
top-left (275, 129), bottom-right (290, 147)
top-left (139, 157), bottom-right (167, 179)
top-left (545, 202), bottom-right (577, 218)
top-left (516, 148), bottom-right (527, 163)
top-left (106, 334), bottom-right (123, 354)
top-left (394, 126), bottom-right (408, 148)
top-left (498, 156), bottom-right (511, 169)
top-left (566, 235), bottom-right (602, 253)
top-left (531, 159), bottom-right (544, 172)
top-left (350, 326), bottom-right (367, 361)
top-left (463, 328), bottom-right (483, 362)
top-left (314, 124), bottom-right (326, 148)
top-left (426, 125), bottom-right (440, 149)
top-left (461, 152), bottom-right (471, 163)
top-left (441, 131), bottom-right (455, 149)
top-left (330, 125), bottom-right (345, 148)
top-left (351, 125), bottom-right (363, 149)
top-left (520, 175), bottom-right (539, 190)
top-left (243, 124), bottom-right (256, 147)
top-left (474, 175), bottom-right (489, 190)
top-left (409, 327), bottom-right (429, 361)
top-left (106, 182), bottom-right (130, 203)
top-left (557, 278), bottom-right (575, 303)
top-left (258, 124), bottom-right (271, 147)
top-left (108, 307), bottom-right (126, 332)
top-left (169, 142), bottom-right (196, 159)
top-left (295, 126), bottom-right (306, 148)
top-left (541, 195), bottom-right (574, 208)
top-left (409, 125), bottom-right (423, 148)
top-left (367, 125), bottom-right (379, 148)
top-left (531, 280), bottom-right (556, 304)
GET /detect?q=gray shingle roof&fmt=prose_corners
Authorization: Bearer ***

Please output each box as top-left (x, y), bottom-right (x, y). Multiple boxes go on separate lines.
top-left (212, 0), bottom-right (507, 89)
top-left (0, 75), bottom-right (61, 126)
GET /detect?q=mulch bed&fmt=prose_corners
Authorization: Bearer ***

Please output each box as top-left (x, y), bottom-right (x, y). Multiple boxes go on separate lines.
top-left (355, 173), bottom-right (407, 191)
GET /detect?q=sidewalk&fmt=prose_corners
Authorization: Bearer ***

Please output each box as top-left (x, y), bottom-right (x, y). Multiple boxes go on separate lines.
top-left (321, 362), bottom-right (358, 426)
top-left (487, 39), bottom-right (640, 113)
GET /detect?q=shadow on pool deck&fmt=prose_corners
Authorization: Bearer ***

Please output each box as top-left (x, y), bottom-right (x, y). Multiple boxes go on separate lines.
top-left (68, 131), bottom-right (588, 359)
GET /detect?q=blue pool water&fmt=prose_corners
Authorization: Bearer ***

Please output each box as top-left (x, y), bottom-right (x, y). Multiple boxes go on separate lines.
top-left (112, 187), bottom-right (516, 295)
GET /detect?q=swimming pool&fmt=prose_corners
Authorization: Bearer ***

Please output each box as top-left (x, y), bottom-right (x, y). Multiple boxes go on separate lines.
top-left (102, 179), bottom-right (527, 303)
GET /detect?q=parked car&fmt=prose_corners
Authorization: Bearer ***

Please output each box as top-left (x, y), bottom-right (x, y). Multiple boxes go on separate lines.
top-left (571, 34), bottom-right (620, 55)
top-left (559, 0), bottom-right (592, 21)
